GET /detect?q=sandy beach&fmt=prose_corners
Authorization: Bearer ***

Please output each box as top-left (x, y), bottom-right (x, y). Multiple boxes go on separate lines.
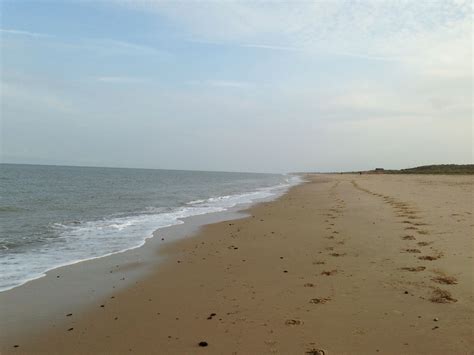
top-left (2, 174), bottom-right (473, 354)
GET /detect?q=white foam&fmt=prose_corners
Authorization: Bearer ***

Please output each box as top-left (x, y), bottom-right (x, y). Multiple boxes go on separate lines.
top-left (0, 175), bottom-right (302, 292)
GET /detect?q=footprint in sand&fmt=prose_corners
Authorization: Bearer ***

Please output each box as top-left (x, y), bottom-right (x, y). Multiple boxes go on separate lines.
top-left (404, 248), bottom-right (421, 253)
top-left (431, 275), bottom-right (458, 285)
top-left (401, 266), bottom-right (426, 272)
top-left (305, 349), bottom-right (327, 355)
top-left (430, 288), bottom-right (457, 303)
top-left (417, 241), bottom-right (433, 246)
top-left (309, 297), bottom-right (331, 304)
top-left (419, 254), bottom-right (442, 261)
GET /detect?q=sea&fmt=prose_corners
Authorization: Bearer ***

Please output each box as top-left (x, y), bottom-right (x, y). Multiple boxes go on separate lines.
top-left (0, 164), bottom-right (300, 292)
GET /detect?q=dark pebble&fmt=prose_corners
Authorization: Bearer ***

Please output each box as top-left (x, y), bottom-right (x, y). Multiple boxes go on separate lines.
top-left (198, 341), bottom-right (208, 347)
top-left (68, 328), bottom-right (74, 331)
top-left (207, 313), bottom-right (217, 319)
top-left (66, 313), bottom-right (72, 317)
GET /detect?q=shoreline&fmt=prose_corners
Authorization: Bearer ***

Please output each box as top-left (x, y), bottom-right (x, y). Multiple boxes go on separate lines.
top-left (2, 174), bottom-right (473, 354)
top-left (1, 174), bottom-right (300, 294)
top-left (0, 179), bottom-right (300, 346)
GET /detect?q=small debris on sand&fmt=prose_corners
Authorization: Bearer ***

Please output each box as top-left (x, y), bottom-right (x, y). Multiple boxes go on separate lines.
top-left (198, 341), bottom-right (208, 347)
top-left (402, 235), bottom-right (416, 240)
top-left (304, 283), bottom-right (315, 287)
top-left (321, 270), bottom-right (337, 276)
top-left (285, 319), bottom-right (303, 326)
top-left (207, 313), bottom-right (217, 320)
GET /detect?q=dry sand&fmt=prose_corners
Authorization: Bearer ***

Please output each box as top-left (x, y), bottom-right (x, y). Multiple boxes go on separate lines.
top-left (2, 174), bottom-right (473, 354)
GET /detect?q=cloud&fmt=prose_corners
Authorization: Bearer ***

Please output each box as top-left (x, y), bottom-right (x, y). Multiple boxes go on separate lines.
top-left (0, 28), bottom-right (52, 38)
top-left (98, 39), bottom-right (165, 56)
top-left (1, 27), bottom-right (168, 58)
top-left (187, 80), bottom-right (253, 89)
top-left (96, 76), bottom-right (149, 84)
top-left (241, 43), bottom-right (301, 52)
top-left (117, 0), bottom-right (471, 69)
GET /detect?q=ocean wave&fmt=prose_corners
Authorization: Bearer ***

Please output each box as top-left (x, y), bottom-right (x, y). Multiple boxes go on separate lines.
top-left (0, 174), bottom-right (302, 292)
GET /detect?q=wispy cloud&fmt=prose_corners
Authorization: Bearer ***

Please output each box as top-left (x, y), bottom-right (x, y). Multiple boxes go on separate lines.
top-left (117, 0), bottom-right (471, 68)
top-left (100, 39), bottom-right (164, 56)
top-left (0, 28), bottom-right (52, 38)
top-left (241, 43), bottom-right (301, 52)
top-left (96, 76), bottom-right (149, 84)
top-left (187, 80), bottom-right (253, 89)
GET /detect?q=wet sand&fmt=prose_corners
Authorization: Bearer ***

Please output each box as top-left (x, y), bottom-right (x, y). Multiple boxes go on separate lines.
top-left (2, 174), bottom-right (473, 354)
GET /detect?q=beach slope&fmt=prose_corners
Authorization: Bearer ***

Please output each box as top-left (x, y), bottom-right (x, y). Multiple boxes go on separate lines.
top-left (4, 174), bottom-right (473, 354)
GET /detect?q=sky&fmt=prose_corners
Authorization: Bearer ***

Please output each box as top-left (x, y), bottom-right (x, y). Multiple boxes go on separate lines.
top-left (0, 0), bottom-right (472, 173)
